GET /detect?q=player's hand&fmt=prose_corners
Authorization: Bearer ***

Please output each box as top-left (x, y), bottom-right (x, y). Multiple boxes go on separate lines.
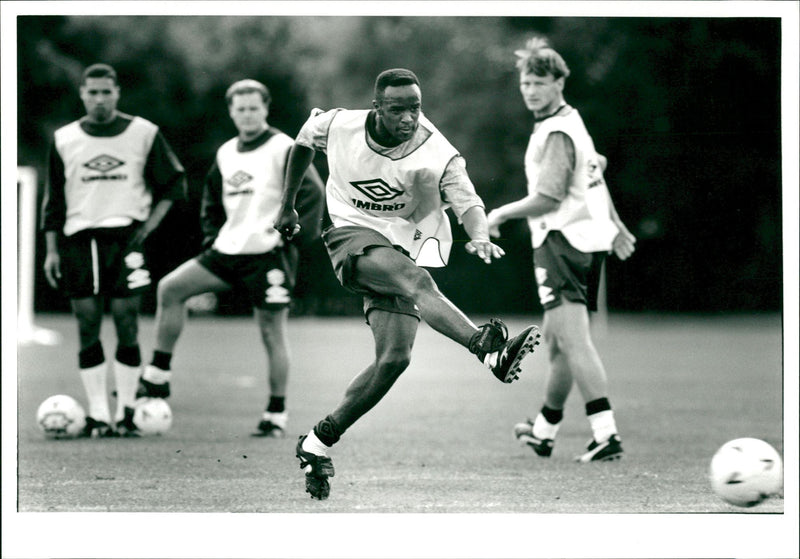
top-left (127, 223), bottom-right (151, 251)
top-left (43, 252), bottom-right (61, 289)
top-left (611, 229), bottom-right (636, 261)
top-left (465, 239), bottom-right (505, 264)
top-left (274, 208), bottom-right (301, 241)
top-left (486, 209), bottom-right (505, 239)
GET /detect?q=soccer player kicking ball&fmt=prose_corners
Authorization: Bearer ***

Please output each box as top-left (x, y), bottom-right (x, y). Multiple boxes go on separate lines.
top-left (275, 68), bottom-right (541, 500)
top-left (488, 38), bottom-right (637, 463)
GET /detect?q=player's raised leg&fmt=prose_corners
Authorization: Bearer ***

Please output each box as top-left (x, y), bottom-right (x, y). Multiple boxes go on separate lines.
top-left (140, 259), bottom-right (231, 398)
top-left (355, 246), bottom-right (540, 383)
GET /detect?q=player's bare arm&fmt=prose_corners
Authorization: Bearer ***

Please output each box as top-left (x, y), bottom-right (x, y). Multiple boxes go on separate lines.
top-left (605, 189), bottom-right (636, 261)
top-left (43, 230), bottom-right (61, 288)
top-left (461, 206), bottom-right (505, 264)
top-left (129, 198), bottom-right (174, 249)
top-left (275, 143), bottom-right (315, 239)
top-left (487, 193), bottom-right (560, 237)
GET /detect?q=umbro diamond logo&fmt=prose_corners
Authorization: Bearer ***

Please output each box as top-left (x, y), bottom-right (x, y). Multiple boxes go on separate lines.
top-left (227, 170), bottom-right (254, 188)
top-left (84, 154), bottom-right (124, 173)
top-left (350, 179), bottom-right (404, 202)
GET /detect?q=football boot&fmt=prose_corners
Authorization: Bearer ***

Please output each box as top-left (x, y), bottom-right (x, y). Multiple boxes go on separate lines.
top-left (80, 417), bottom-right (118, 438)
top-left (513, 418), bottom-right (554, 457)
top-left (252, 411), bottom-right (288, 438)
top-left (115, 406), bottom-right (141, 438)
top-left (295, 435), bottom-right (335, 500)
top-left (575, 434), bottom-right (624, 463)
top-left (136, 377), bottom-right (170, 399)
top-left (471, 319), bottom-right (541, 383)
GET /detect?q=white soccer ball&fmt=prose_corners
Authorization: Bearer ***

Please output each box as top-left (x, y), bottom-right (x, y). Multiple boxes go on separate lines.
top-left (709, 438), bottom-right (783, 507)
top-left (36, 395), bottom-right (86, 438)
top-left (132, 397), bottom-right (173, 435)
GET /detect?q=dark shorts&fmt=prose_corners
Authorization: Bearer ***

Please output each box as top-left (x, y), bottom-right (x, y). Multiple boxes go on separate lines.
top-left (533, 230), bottom-right (605, 312)
top-left (195, 245), bottom-right (298, 310)
top-left (59, 224), bottom-right (151, 299)
top-left (322, 225), bottom-right (421, 321)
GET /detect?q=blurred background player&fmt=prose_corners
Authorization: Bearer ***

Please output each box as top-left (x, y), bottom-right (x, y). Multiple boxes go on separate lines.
top-left (137, 79), bottom-right (324, 437)
top-left (276, 68), bottom-right (541, 499)
top-left (41, 63), bottom-right (186, 437)
top-left (487, 38), bottom-right (637, 462)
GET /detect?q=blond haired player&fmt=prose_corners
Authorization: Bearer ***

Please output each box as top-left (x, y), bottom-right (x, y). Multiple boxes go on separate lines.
top-left (488, 38), bottom-right (636, 462)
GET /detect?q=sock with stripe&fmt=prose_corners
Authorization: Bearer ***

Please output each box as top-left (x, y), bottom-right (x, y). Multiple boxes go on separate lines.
top-left (585, 397), bottom-right (618, 443)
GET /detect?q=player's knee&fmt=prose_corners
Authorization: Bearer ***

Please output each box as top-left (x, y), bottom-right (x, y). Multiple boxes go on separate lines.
top-left (376, 348), bottom-right (411, 377)
top-left (404, 267), bottom-right (435, 299)
top-left (547, 326), bottom-right (587, 355)
top-left (157, 276), bottom-right (186, 307)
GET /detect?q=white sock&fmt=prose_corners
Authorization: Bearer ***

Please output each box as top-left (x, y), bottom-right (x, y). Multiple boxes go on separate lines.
top-left (113, 360), bottom-right (141, 422)
top-left (79, 362), bottom-right (111, 423)
top-left (588, 409), bottom-right (617, 443)
top-left (532, 412), bottom-right (560, 440)
top-left (143, 364), bottom-right (172, 385)
top-left (302, 429), bottom-right (330, 456)
top-left (262, 410), bottom-right (288, 429)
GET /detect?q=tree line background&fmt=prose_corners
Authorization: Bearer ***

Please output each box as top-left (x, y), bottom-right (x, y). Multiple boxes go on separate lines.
top-left (16, 15), bottom-right (783, 316)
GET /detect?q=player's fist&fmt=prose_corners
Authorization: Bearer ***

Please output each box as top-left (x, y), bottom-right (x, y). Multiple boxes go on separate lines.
top-left (43, 252), bottom-right (61, 289)
top-left (611, 230), bottom-right (636, 261)
top-left (274, 208), bottom-right (301, 241)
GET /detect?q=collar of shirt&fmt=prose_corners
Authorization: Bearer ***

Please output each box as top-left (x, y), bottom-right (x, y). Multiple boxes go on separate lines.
top-left (79, 112), bottom-right (133, 137)
top-left (364, 110), bottom-right (431, 160)
top-left (237, 127), bottom-right (278, 152)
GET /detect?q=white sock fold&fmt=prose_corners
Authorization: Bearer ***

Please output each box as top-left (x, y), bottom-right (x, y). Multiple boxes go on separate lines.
top-left (303, 429), bottom-right (330, 456)
top-left (588, 409), bottom-right (618, 443)
top-left (79, 362), bottom-right (111, 423)
top-left (143, 364), bottom-right (172, 384)
top-left (532, 412), bottom-right (561, 440)
top-left (113, 360), bottom-right (142, 422)
top-left (263, 411), bottom-right (288, 429)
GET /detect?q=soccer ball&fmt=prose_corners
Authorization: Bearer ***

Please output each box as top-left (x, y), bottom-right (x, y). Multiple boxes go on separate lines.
top-left (132, 397), bottom-right (173, 435)
top-left (36, 395), bottom-right (86, 438)
top-left (709, 438), bottom-right (783, 507)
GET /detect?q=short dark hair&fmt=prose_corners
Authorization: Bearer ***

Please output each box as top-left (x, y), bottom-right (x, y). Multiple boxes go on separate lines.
top-left (225, 79), bottom-right (271, 107)
top-left (374, 68), bottom-right (420, 99)
top-left (514, 37), bottom-right (570, 80)
top-left (81, 63), bottom-right (118, 85)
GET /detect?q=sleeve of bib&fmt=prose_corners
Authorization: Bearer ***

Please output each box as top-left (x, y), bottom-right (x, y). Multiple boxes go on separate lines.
top-left (295, 108), bottom-right (339, 153)
top-left (440, 155), bottom-right (485, 222)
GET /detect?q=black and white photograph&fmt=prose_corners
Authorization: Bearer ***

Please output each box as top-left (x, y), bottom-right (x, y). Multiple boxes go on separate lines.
top-left (2, 1), bottom-right (798, 558)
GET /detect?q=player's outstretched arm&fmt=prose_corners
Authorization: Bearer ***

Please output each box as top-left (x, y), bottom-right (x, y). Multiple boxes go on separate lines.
top-left (276, 143), bottom-right (315, 240)
top-left (461, 206), bottom-right (505, 264)
top-left (487, 193), bottom-right (560, 237)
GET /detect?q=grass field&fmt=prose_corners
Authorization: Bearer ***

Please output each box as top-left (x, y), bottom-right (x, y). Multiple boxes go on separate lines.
top-left (5, 312), bottom-right (798, 558)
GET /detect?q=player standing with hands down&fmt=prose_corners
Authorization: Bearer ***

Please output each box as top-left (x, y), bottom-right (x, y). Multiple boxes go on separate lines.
top-left (487, 38), bottom-right (636, 462)
top-left (41, 63), bottom-right (186, 437)
top-left (136, 79), bottom-right (324, 437)
top-left (275, 68), bottom-right (541, 500)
